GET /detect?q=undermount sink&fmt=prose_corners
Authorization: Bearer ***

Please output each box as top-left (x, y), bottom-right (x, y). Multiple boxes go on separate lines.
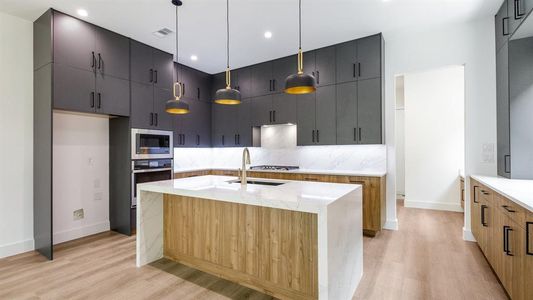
top-left (227, 179), bottom-right (285, 186)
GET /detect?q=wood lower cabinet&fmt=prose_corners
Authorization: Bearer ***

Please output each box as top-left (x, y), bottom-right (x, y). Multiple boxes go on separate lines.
top-left (470, 178), bottom-right (533, 299)
top-left (180, 169), bottom-right (386, 237)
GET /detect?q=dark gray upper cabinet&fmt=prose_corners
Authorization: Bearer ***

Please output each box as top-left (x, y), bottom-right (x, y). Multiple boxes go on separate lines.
top-left (152, 50), bottom-right (174, 90)
top-left (508, 0), bottom-right (529, 34)
top-left (95, 28), bottom-right (129, 80)
top-left (175, 99), bottom-right (211, 147)
top-left (495, 1), bottom-right (510, 52)
top-left (53, 12), bottom-right (96, 72)
top-left (315, 46), bottom-right (336, 86)
top-left (357, 78), bottom-right (382, 144)
top-left (272, 93), bottom-right (297, 125)
top-left (153, 88), bottom-right (174, 131)
top-left (496, 43), bottom-right (510, 178)
top-left (130, 82), bottom-right (154, 129)
top-left (237, 99), bottom-right (253, 147)
top-left (335, 40), bottom-right (357, 84)
top-left (233, 67), bottom-right (252, 98)
top-left (95, 74), bottom-right (129, 116)
top-left (357, 35), bottom-right (381, 80)
top-left (251, 95), bottom-right (273, 126)
top-left (272, 56), bottom-right (297, 93)
top-left (251, 62), bottom-right (273, 97)
top-left (315, 86), bottom-right (337, 145)
top-left (212, 104), bottom-right (239, 147)
top-left (176, 64), bottom-right (212, 102)
top-left (130, 40), bottom-right (153, 85)
top-left (53, 64), bottom-right (96, 113)
top-left (336, 82), bottom-right (358, 145)
top-left (296, 93), bottom-right (316, 146)
top-left (211, 72), bottom-right (226, 100)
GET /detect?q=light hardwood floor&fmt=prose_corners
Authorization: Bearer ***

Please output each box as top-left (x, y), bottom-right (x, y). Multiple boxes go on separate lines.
top-left (0, 201), bottom-right (508, 300)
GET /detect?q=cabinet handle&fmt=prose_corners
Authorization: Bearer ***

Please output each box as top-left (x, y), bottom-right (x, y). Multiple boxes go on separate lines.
top-left (359, 127), bottom-right (362, 142)
top-left (98, 53), bottom-right (102, 70)
top-left (503, 17), bottom-right (510, 36)
top-left (481, 205), bottom-right (488, 227)
top-left (504, 155), bottom-right (511, 173)
top-left (270, 111), bottom-right (273, 123)
top-left (97, 93), bottom-right (102, 109)
top-left (197, 134), bottom-right (200, 146)
top-left (515, 0), bottom-right (525, 18)
top-left (91, 52), bottom-right (96, 69)
top-left (503, 225), bottom-right (509, 254)
top-left (527, 222), bottom-right (533, 255)
top-left (197, 87), bottom-right (200, 99)
top-left (316, 70), bottom-right (320, 84)
top-left (150, 69), bottom-right (154, 83)
top-left (352, 63), bottom-right (356, 78)
top-left (237, 134), bottom-right (241, 145)
top-left (273, 79), bottom-right (276, 91)
top-left (481, 189), bottom-right (489, 195)
top-left (235, 134), bottom-right (237, 145)
top-left (358, 63), bottom-right (362, 77)
top-left (312, 130), bottom-right (315, 143)
top-left (154, 70), bottom-right (158, 83)
top-left (273, 111), bottom-right (276, 122)
top-left (269, 80), bottom-right (272, 91)
top-left (501, 205), bottom-right (516, 213)
top-left (181, 133), bottom-right (184, 145)
top-left (154, 113), bottom-right (158, 126)
top-left (150, 113), bottom-right (154, 126)
top-left (317, 130), bottom-right (320, 143)
top-left (304, 177), bottom-right (318, 181)
top-left (183, 83), bottom-right (186, 96)
top-left (473, 186), bottom-right (479, 203)
top-left (222, 135), bottom-right (225, 146)
top-left (505, 226), bottom-right (514, 256)
top-left (90, 92), bottom-right (95, 108)
top-left (354, 128), bottom-right (357, 141)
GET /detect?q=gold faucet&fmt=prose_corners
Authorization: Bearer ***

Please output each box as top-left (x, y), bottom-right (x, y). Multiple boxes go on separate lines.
top-left (241, 147), bottom-right (251, 185)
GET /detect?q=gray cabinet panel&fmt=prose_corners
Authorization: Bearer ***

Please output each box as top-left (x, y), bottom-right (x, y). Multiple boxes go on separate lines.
top-left (272, 56), bottom-right (297, 93)
top-left (53, 12), bottom-right (96, 72)
top-left (251, 62), bottom-right (273, 97)
top-left (96, 74), bottom-right (130, 116)
top-left (197, 100), bottom-right (212, 147)
top-left (495, 2), bottom-right (510, 52)
top-left (212, 72), bottom-right (226, 100)
top-left (130, 82), bottom-right (154, 129)
top-left (176, 64), bottom-right (194, 99)
top-left (212, 104), bottom-right (239, 147)
top-left (251, 95), bottom-right (273, 126)
top-left (95, 28), bottom-right (130, 80)
top-left (238, 99), bottom-right (253, 147)
top-left (303, 50), bottom-right (316, 77)
top-left (336, 82), bottom-right (357, 145)
top-left (315, 85), bottom-right (337, 145)
top-left (197, 71), bottom-right (212, 102)
top-left (357, 35), bottom-right (381, 80)
top-left (53, 64), bottom-right (95, 113)
top-left (130, 41), bottom-right (153, 85)
top-left (357, 78), bottom-right (382, 144)
top-left (497, 44), bottom-right (510, 177)
top-left (335, 40), bottom-right (357, 84)
top-left (153, 50), bottom-right (174, 90)
top-left (272, 93), bottom-right (297, 124)
top-left (508, 0), bottom-right (527, 34)
top-left (315, 46), bottom-right (336, 86)
top-left (296, 93), bottom-right (316, 146)
top-left (234, 67), bottom-right (252, 98)
top-left (153, 88), bottom-right (173, 131)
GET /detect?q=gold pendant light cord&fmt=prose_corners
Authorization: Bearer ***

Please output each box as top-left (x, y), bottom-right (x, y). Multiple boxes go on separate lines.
top-left (225, 0), bottom-right (232, 88)
top-left (174, 4), bottom-right (183, 100)
top-left (297, 0), bottom-right (303, 74)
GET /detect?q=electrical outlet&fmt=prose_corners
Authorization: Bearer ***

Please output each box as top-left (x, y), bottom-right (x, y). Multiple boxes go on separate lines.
top-left (73, 209), bottom-right (84, 220)
top-left (94, 192), bottom-right (102, 201)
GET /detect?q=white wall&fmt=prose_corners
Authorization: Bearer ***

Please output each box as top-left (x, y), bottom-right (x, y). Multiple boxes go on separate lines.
top-left (0, 12), bottom-right (34, 258)
top-left (384, 17), bottom-right (497, 238)
top-left (53, 112), bottom-right (110, 244)
top-left (395, 76), bottom-right (405, 196)
top-left (403, 66), bottom-right (465, 212)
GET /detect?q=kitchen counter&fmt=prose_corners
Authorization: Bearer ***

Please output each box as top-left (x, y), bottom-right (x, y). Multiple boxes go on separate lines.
top-left (471, 175), bottom-right (533, 212)
top-left (174, 167), bottom-right (387, 177)
top-left (136, 175), bottom-right (363, 300)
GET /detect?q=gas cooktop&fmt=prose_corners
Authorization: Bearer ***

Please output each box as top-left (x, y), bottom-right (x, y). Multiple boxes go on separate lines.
top-left (250, 165), bottom-right (300, 171)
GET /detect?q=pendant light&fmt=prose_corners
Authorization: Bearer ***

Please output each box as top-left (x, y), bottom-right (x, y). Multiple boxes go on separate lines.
top-left (214, 0), bottom-right (241, 105)
top-left (284, 0), bottom-right (316, 95)
top-left (166, 0), bottom-right (190, 114)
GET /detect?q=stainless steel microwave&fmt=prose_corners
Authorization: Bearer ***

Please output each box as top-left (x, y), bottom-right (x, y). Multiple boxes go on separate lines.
top-left (131, 129), bottom-right (173, 160)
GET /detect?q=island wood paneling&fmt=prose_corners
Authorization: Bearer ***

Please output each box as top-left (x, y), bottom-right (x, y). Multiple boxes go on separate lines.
top-left (193, 169), bottom-right (386, 236)
top-left (163, 194), bottom-right (318, 300)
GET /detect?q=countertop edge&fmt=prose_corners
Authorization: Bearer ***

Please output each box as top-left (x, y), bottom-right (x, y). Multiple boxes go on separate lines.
top-left (173, 167), bottom-right (387, 177)
top-left (470, 175), bottom-right (533, 213)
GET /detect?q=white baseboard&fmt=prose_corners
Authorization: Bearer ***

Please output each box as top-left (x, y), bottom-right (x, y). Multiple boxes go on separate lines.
top-left (463, 227), bottom-right (476, 242)
top-left (404, 200), bottom-right (464, 212)
top-left (53, 221), bottom-right (110, 245)
top-left (0, 239), bottom-right (34, 259)
top-left (384, 218), bottom-right (399, 230)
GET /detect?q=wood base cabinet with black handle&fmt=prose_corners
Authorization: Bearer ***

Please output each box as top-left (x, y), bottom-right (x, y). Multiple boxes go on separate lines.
top-left (470, 178), bottom-right (533, 299)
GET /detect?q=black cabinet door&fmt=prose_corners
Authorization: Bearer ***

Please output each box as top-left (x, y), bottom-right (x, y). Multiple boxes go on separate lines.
top-left (296, 93), bottom-right (316, 146)
top-left (211, 72), bottom-right (226, 101)
top-left (357, 35), bottom-right (381, 80)
top-left (53, 64), bottom-right (96, 113)
top-left (508, 0), bottom-right (527, 34)
top-left (197, 100), bottom-right (212, 147)
top-left (336, 82), bottom-right (357, 145)
top-left (357, 78), bottom-right (382, 144)
top-left (95, 28), bottom-right (129, 80)
top-left (233, 67), bottom-right (252, 98)
top-left (335, 40), bottom-right (357, 84)
top-left (496, 44), bottom-right (510, 177)
top-left (303, 50), bottom-right (316, 78)
top-left (251, 95), bottom-right (273, 126)
top-left (315, 85), bottom-right (337, 145)
top-left (152, 49), bottom-right (174, 90)
top-left (272, 93), bottom-right (297, 125)
top-left (315, 46), bottom-right (336, 86)
top-left (495, 1), bottom-right (510, 52)
top-left (272, 56), bottom-right (297, 93)
top-left (130, 40), bottom-right (153, 85)
top-left (53, 12), bottom-right (96, 72)
top-left (153, 88), bottom-right (174, 131)
top-left (197, 71), bottom-right (212, 102)
top-left (237, 99), bottom-right (253, 147)
top-left (212, 104), bottom-right (239, 147)
top-left (95, 73), bottom-right (130, 116)
top-left (251, 62), bottom-right (273, 97)
top-left (176, 64), bottom-right (194, 100)
top-left (130, 81), bottom-right (154, 129)
top-left (173, 115), bottom-right (184, 147)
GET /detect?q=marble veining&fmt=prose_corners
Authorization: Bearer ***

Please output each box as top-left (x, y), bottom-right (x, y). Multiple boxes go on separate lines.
top-left (471, 175), bottom-right (533, 212)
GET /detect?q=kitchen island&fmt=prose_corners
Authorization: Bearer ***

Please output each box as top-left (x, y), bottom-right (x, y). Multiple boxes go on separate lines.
top-left (136, 175), bottom-right (363, 300)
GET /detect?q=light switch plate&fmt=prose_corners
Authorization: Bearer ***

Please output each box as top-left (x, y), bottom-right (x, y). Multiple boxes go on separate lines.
top-left (481, 143), bottom-right (495, 163)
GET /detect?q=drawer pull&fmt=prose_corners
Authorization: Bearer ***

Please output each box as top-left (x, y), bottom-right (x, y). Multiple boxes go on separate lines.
top-left (473, 186), bottom-right (479, 203)
top-left (304, 177), bottom-right (318, 181)
top-left (502, 205), bottom-right (516, 213)
top-left (481, 205), bottom-right (488, 227)
top-left (480, 190), bottom-right (489, 195)
top-left (505, 226), bottom-right (514, 256)
top-left (527, 222), bottom-right (532, 256)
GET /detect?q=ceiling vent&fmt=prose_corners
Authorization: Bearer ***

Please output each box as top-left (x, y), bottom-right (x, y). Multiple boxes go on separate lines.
top-left (153, 28), bottom-right (173, 38)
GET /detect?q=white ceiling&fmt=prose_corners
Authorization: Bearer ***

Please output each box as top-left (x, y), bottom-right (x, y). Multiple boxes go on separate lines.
top-left (1, 0), bottom-right (501, 74)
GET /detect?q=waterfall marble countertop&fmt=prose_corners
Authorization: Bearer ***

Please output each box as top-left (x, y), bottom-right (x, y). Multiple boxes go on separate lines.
top-left (137, 175), bottom-right (362, 214)
top-left (471, 175), bottom-right (533, 212)
top-left (173, 167), bottom-right (387, 177)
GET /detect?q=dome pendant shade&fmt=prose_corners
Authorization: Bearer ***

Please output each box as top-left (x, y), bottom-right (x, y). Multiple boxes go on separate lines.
top-left (214, 87), bottom-right (241, 105)
top-left (284, 72), bottom-right (317, 94)
top-left (166, 82), bottom-right (190, 114)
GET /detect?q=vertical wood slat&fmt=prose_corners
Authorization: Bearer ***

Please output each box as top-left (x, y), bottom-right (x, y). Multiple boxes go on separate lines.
top-left (163, 194), bottom-right (318, 300)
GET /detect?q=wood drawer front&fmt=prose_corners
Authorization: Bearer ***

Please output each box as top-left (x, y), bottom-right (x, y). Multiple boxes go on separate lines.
top-left (497, 195), bottom-right (526, 228)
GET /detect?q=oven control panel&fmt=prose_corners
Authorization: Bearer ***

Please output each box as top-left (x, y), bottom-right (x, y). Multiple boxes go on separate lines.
top-left (133, 159), bottom-right (172, 170)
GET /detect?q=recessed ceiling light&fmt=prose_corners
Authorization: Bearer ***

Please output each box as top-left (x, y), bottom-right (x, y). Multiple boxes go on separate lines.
top-left (190, 55), bottom-right (198, 61)
top-left (264, 31), bottom-right (272, 39)
top-left (77, 9), bottom-right (88, 17)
